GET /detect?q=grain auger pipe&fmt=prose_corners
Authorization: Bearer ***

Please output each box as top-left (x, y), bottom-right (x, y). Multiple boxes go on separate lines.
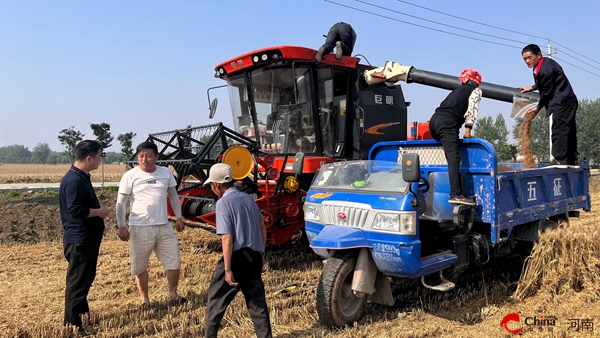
top-left (364, 61), bottom-right (540, 104)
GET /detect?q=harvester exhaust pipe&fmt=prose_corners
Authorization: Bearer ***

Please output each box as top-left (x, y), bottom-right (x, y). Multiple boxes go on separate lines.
top-left (364, 61), bottom-right (540, 104)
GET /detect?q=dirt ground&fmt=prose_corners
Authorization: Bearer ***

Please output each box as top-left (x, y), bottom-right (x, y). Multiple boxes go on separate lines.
top-left (0, 176), bottom-right (598, 337)
top-left (0, 190), bottom-right (120, 244)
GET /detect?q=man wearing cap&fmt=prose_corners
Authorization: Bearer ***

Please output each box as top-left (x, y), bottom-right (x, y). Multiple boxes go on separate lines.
top-left (115, 141), bottom-right (186, 305)
top-left (518, 43), bottom-right (578, 166)
top-left (203, 163), bottom-right (272, 338)
top-left (429, 69), bottom-right (482, 206)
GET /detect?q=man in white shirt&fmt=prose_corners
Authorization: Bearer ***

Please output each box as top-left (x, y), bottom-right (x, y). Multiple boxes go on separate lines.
top-left (116, 141), bottom-right (186, 305)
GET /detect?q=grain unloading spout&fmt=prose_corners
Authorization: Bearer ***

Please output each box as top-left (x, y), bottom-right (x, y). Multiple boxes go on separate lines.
top-left (364, 61), bottom-right (540, 105)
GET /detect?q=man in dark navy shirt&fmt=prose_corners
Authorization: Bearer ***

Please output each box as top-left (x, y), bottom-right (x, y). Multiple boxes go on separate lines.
top-left (518, 44), bottom-right (578, 165)
top-left (59, 140), bottom-right (110, 335)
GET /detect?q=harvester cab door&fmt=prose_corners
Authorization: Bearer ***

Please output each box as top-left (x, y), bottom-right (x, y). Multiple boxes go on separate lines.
top-left (316, 65), bottom-right (352, 158)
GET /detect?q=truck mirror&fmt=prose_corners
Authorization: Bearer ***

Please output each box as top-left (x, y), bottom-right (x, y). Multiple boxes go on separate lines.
top-left (402, 153), bottom-right (421, 182)
top-left (209, 98), bottom-right (218, 119)
top-left (292, 152), bottom-right (304, 176)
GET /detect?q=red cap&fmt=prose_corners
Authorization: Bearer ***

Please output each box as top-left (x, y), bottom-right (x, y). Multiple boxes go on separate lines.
top-left (459, 69), bottom-right (482, 86)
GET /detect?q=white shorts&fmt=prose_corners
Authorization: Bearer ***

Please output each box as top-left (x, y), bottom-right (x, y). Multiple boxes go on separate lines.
top-left (129, 224), bottom-right (181, 276)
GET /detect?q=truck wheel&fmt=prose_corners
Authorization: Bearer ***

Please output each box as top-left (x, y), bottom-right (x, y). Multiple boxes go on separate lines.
top-left (316, 251), bottom-right (366, 327)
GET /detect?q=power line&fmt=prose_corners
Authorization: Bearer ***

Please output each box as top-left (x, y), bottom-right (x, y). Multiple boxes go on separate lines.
top-left (357, 0), bottom-right (530, 45)
top-left (554, 57), bottom-right (600, 77)
top-left (324, 0), bottom-right (600, 78)
top-left (556, 49), bottom-right (600, 72)
top-left (396, 0), bottom-right (547, 40)
top-left (396, 0), bottom-right (600, 67)
top-left (324, 0), bottom-right (522, 49)
top-left (553, 42), bottom-right (600, 66)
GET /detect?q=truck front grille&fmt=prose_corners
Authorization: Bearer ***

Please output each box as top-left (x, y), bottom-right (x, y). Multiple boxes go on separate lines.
top-left (321, 203), bottom-right (370, 228)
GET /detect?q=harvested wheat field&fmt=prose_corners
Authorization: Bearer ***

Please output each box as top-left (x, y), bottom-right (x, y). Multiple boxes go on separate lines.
top-left (0, 164), bottom-right (127, 183)
top-left (0, 177), bottom-right (599, 337)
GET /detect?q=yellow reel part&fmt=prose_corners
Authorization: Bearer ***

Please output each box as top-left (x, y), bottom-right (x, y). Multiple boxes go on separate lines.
top-left (222, 146), bottom-right (253, 180)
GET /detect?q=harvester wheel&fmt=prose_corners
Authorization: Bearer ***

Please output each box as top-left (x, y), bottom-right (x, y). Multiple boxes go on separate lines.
top-left (316, 251), bottom-right (366, 328)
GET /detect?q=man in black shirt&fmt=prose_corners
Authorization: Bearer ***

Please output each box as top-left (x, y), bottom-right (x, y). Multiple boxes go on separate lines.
top-left (59, 140), bottom-right (110, 336)
top-left (518, 44), bottom-right (578, 165)
top-left (315, 22), bottom-right (357, 63)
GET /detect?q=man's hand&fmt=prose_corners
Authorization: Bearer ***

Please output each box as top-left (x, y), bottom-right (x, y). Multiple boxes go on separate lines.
top-left (464, 128), bottom-right (472, 139)
top-left (518, 86), bottom-right (533, 93)
top-left (175, 218), bottom-right (185, 232)
top-left (526, 106), bottom-right (540, 120)
top-left (225, 270), bottom-right (238, 287)
top-left (97, 206), bottom-right (111, 218)
top-left (117, 227), bottom-right (129, 241)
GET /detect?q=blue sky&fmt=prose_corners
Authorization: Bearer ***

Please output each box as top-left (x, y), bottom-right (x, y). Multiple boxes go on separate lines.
top-left (1, 0), bottom-right (599, 152)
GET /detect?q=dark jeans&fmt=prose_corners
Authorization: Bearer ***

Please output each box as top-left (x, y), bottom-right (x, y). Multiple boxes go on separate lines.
top-left (64, 240), bottom-right (101, 328)
top-left (205, 248), bottom-right (272, 338)
top-left (551, 102), bottom-right (578, 163)
top-left (320, 22), bottom-right (357, 56)
top-left (430, 114), bottom-right (463, 196)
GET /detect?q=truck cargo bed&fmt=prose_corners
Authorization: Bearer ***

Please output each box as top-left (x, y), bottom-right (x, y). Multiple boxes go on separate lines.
top-left (369, 138), bottom-right (591, 244)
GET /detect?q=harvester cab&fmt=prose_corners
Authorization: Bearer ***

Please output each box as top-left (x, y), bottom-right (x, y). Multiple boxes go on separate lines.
top-left (211, 46), bottom-right (409, 161)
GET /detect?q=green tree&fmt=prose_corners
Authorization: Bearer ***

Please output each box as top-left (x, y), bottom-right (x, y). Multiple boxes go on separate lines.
top-left (474, 114), bottom-right (512, 161)
top-left (32, 142), bottom-right (51, 164)
top-left (117, 132), bottom-right (137, 159)
top-left (90, 123), bottom-right (114, 193)
top-left (576, 98), bottom-right (600, 164)
top-left (90, 123), bottom-right (113, 150)
top-left (47, 151), bottom-right (70, 164)
top-left (58, 126), bottom-right (84, 164)
top-left (513, 114), bottom-right (550, 162)
top-left (0, 145), bottom-right (32, 163)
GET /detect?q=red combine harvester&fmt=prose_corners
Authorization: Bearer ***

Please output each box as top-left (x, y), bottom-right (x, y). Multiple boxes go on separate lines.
top-left (129, 45), bottom-right (538, 246)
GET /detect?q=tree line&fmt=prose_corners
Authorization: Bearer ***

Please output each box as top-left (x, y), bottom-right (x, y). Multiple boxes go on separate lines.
top-left (474, 98), bottom-right (599, 165)
top-left (0, 123), bottom-right (137, 164)
top-left (2, 98), bottom-right (598, 165)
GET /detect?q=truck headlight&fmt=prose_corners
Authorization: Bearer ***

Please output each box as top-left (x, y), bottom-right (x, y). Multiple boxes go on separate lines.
top-left (303, 204), bottom-right (320, 222)
top-left (372, 212), bottom-right (415, 234)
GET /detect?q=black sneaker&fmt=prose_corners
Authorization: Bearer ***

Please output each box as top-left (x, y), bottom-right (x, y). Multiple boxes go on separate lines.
top-left (335, 41), bottom-right (343, 60)
top-left (449, 195), bottom-right (475, 206)
top-left (315, 47), bottom-right (325, 63)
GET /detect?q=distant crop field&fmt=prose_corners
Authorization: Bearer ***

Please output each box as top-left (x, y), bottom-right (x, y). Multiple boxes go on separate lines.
top-left (0, 164), bottom-right (127, 183)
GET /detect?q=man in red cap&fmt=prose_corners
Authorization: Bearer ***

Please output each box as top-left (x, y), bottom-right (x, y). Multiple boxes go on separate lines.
top-left (429, 69), bottom-right (482, 205)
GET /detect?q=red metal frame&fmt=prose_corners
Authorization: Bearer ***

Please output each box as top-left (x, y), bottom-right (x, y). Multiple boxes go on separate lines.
top-left (214, 45), bottom-right (357, 79)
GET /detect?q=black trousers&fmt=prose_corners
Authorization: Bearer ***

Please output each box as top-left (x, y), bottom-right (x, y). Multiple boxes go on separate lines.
top-left (205, 249), bottom-right (272, 338)
top-left (64, 240), bottom-right (101, 328)
top-left (551, 102), bottom-right (578, 163)
top-left (320, 22), bottom-right (357, 56)
top-left (430, 114), bottom-right (463, 196)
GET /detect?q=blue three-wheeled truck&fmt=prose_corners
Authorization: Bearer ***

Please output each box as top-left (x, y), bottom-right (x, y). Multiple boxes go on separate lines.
top-left (304, 64), bottom-right (592, 327)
